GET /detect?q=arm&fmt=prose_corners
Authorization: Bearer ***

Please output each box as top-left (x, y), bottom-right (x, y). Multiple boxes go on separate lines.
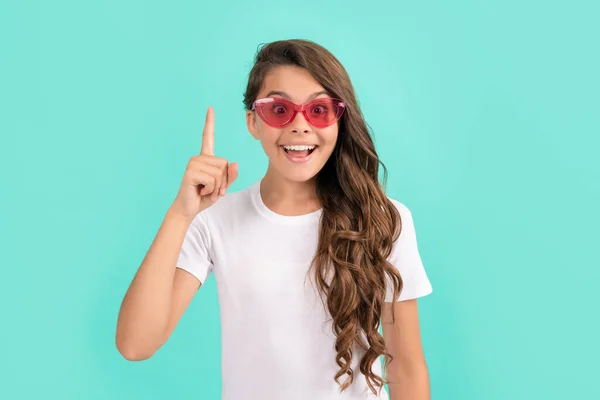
top-left (382, 299), bottom-right (431, 400)
top-left (115, 106), bottom-right (236, 361)
top-left (115, 206), bottom-right (202, 361)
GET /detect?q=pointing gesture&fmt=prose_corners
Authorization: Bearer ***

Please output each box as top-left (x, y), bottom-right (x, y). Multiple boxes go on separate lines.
top-left (172, 106), bottom-right (239, 220)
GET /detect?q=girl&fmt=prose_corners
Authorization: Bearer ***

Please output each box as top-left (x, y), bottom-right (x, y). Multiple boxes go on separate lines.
top-left (116, 39), bottom-right (433, 400)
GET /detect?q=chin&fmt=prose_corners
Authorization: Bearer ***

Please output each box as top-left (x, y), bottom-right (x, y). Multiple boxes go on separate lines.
top-left (267, 148), bottom-right (330, 183)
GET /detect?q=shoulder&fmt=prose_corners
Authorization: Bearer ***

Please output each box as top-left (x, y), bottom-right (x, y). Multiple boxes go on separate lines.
top-left (198, 182), bottom-right (257, 223)
top-left (384, 196), bottom-right (420, 244)
top-left (385, 196), bottom-right (413, 219)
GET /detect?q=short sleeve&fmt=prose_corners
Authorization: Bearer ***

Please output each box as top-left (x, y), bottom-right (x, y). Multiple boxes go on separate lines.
top-left (384, 200), bottom-right (433, 302)
top-left (176, 212), bottom-right (214, 285)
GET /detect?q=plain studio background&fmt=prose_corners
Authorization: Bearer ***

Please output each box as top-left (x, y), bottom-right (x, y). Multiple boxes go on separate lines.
top-left (1, 1), bottom-right (599, 399)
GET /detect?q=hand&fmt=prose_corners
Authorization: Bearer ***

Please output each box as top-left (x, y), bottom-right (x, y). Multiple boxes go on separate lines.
top-left (171, 106), bottom-right (238, 219)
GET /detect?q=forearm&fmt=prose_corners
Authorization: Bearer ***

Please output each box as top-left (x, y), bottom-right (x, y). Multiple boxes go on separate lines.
top-left (387, 365), bottom-right (431, 400)
top-left (115, 206), bottom-right (193, 359)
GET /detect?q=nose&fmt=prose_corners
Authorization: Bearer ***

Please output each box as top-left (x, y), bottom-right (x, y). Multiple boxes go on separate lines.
top-left (289, 111), bottom-right (311, 133)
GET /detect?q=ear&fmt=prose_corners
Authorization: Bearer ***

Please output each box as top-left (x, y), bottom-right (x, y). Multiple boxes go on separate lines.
top-left (246, 110), bottom-right (259, 140)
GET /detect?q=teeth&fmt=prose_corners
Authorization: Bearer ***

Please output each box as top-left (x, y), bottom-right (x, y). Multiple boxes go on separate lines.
top-left (283, 145), bottom-right (316, 151)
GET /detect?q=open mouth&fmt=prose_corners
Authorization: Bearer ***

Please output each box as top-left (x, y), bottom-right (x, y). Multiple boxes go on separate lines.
top-left (280, 145), bottom-right (318, 163)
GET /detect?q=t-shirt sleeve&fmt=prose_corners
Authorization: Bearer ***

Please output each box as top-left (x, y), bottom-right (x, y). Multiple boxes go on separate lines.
top-left (384, 200), bottom-right (433, 302)
top-left (176, 212), bottom-right (214, 285)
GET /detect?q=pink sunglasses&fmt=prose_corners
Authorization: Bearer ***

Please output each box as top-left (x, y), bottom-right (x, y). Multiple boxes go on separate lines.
top-left (251, 97), bottom-right (346, 128)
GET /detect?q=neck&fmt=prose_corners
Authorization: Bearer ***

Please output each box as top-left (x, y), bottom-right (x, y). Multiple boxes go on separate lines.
top-left (260, 165), bottom-right (321, 216)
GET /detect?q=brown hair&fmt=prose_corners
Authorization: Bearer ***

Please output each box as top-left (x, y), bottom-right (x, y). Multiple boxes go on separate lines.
top-left (243, 39), bottom-right (404, 396)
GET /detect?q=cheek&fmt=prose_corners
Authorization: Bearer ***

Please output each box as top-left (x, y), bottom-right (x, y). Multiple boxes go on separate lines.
top-left (321, 127), bottom-right (339, 148)
top-left (257, 125), bottom-right (283, 149)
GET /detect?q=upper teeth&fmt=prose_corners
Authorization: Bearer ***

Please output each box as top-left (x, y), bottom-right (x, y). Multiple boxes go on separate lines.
top-left (283, 145), bottom-right (316, 151)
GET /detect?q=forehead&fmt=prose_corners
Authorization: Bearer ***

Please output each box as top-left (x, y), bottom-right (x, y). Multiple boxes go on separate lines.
top-left (259, 65), bottom-right (328, 103)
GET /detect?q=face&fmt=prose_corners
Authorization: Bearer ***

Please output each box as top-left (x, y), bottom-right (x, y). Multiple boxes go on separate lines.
top-left (246, 65), bottom-right (341, 184)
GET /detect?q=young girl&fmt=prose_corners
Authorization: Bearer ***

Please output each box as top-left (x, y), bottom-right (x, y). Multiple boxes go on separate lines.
top-left (116, 39), bottom-right (433, 400)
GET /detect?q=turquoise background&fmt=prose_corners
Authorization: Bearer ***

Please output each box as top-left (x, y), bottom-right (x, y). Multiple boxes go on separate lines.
top-left (2, 0), bottom-right (599, 399)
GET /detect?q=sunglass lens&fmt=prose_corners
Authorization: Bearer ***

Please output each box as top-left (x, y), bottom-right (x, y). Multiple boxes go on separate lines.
top-left (263, 100), bottom-right (293, 126)
top-left (307, 99), bottom-right (343, 127)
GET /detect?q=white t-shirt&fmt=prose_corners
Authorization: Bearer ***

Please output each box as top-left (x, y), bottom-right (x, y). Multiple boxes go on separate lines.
top-left (176, 179), bottom-right (433, 400)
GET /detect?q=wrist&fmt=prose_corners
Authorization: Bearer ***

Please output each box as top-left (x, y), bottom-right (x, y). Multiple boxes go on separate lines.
top-left (166, 203), bottom-right (196, 225)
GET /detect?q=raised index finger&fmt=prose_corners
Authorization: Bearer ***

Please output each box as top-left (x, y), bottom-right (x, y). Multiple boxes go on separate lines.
top-left (200, 106), bottom-right (214, 155)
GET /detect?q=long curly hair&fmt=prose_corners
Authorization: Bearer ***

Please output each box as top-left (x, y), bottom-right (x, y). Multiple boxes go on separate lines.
top-left (242, 39), bottom-right (404, 396)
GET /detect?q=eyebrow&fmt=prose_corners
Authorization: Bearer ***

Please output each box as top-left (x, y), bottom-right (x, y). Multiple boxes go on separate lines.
top-left (265, 90), bottom-right (331, 101)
